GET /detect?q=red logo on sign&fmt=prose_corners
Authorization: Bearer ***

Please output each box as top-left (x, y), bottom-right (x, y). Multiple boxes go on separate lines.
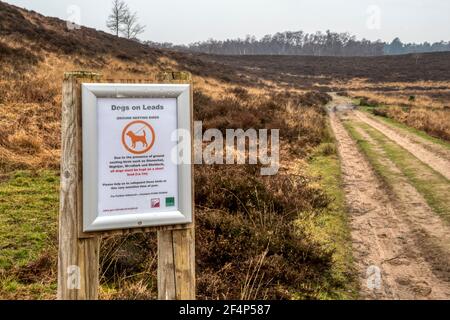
top-left (151, 198), bottom-right (160, 208)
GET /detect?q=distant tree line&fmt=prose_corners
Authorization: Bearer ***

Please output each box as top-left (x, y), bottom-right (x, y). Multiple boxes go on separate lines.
top-left (145, 31), bottom-right (450, 56)
top-left (384, 37), bottom-right (450, 55)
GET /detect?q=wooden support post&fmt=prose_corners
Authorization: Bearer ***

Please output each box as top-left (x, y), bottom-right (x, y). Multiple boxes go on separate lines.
top-left (58, 71), bottom-right (101, 300)
top-left (157, 71), bottom-right (196, 300)
top-left (158, 228), bottom-right (195, 300)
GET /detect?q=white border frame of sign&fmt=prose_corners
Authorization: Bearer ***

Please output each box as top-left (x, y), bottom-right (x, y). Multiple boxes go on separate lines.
top-left (81, 83), bottom-right (192, 232)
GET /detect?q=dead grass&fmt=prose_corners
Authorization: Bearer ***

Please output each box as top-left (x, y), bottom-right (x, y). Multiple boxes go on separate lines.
top-left (7, 130), bottom-right (41, 154)
top-left (194, 89), bottom-right (330, 157)
top-left (332, 78), bottom-right (450, 92)
top-left (373, 106), bottom-right (450, 141)
top-left (351, 89), bottom-right (449, 110)
top-left (353, 91), bottom-right (450, 141)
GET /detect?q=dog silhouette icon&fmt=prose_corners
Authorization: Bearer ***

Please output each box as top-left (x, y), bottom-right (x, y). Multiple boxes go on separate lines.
top-left (126, 130), bottom-right (148, 149)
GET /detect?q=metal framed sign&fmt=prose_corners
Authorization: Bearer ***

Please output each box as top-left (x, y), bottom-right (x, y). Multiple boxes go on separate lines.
top-left (81, 83), bottom-right (193, 232)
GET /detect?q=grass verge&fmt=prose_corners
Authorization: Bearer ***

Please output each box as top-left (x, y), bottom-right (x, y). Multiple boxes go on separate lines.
top-left (0, 170), bottom-right (59, 299)
top-left (303, 121), bottom-right (358, 299)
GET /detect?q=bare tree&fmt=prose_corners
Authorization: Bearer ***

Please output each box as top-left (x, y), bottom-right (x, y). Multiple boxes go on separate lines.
top-left (106, 0), bottom-right (128, 37)
top-left (121, 10), bottom-right (146, 40)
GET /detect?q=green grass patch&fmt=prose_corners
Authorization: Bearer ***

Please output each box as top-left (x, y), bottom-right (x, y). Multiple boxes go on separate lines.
top-left (351, 98), bottom-right (361, 106)
top-left (0, 170), bottom-right (59, 269)
top-left (359, 106), bottom-right (376, 113)
top-left (0, 276), bottom-right (57, 300)
top-left (0, 170), bottom-right (59, 298)
top-left (344, 121), bottom-right (450, 224)
top-left (303, 122), bottom-right (358, 300)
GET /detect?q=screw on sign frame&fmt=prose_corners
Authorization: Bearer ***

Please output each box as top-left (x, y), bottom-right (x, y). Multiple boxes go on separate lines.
top-left (121, 120), bottom-right (156, 155)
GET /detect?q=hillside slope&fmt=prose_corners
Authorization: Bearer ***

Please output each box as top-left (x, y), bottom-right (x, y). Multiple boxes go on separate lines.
top-left (0, 1), bottom-right (259, 87)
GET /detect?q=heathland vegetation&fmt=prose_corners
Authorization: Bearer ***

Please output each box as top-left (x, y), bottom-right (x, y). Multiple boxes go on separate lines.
top-left (1, 0), bottom-right (450, 300)
top-left (0, 1), bottom-right (354, 299)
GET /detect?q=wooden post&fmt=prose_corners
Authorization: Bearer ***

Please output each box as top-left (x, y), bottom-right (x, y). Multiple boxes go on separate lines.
top-left (58, 71), bottom-right (101, 300)
top-left (157, 72), bottom-right (196, 300)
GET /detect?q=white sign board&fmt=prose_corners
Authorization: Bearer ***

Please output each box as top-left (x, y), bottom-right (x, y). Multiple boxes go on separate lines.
top-left (81, 84), bottom-right (192, 232)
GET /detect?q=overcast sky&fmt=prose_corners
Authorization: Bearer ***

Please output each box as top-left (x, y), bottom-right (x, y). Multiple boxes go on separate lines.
top-left (4, 0), bottom-right (450, 44)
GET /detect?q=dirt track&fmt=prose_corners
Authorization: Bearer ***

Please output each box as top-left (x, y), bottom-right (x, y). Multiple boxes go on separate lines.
top-left (329, 96), bottom-right (450, 300)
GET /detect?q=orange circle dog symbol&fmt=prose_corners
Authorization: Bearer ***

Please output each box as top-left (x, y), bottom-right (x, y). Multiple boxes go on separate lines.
top-left (121, 120), bottom-right (155, 155)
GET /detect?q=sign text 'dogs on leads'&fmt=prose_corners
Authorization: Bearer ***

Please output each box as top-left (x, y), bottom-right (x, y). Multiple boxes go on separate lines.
top-left (111, 104), bottom-right (165, 112)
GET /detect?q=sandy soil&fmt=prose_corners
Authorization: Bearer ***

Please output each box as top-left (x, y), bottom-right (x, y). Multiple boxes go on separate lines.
top-left (328, 96), bottom-right (450, 299)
